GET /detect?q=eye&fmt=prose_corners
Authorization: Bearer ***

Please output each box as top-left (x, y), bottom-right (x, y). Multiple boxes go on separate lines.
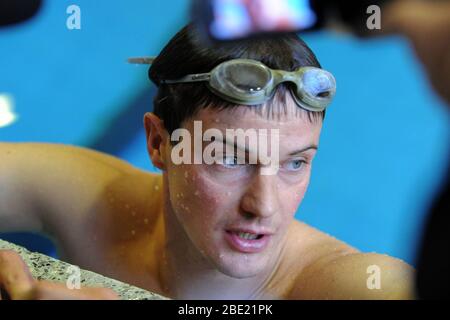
top-left (221, 155), bottom-right (241, 169)
top-left (284, 159), bottom-right (306, 172)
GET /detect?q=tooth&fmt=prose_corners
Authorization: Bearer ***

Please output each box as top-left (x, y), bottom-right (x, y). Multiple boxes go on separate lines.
top-left (236, 232), bottom-right (258, 240)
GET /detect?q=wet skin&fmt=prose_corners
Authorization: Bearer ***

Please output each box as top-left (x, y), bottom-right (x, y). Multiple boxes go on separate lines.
top-left (0, 94), bottom-right (415, 299)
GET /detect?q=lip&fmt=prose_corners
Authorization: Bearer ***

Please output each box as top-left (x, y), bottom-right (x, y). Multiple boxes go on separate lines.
top-left (224, 230), bottom-right (272, 253)
top-left (226, 227), bottom-right (275, 236)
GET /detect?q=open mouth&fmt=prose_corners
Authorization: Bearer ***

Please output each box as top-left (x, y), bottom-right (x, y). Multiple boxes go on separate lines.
top-left (226, 230), bottom-right (264, 240)
top-left (224, 230), bottom-right (271, 253)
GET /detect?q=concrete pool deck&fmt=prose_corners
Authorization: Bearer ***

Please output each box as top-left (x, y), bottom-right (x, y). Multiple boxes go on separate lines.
top-left (0, 238), bottom-right (169, 300)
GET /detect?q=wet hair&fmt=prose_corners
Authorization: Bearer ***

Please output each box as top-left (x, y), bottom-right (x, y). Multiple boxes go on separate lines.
top-left (149, 23), bottom-right (325, 135)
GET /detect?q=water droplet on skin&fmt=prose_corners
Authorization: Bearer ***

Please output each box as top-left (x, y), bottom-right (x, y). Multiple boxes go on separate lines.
top-left (144, 218), bottom-right (149, 224)
top-left (131, 211), bottom-right (136, 217)
top-left (154, 185), bottom-right (160, 191)
top-left (194, 190), bottom-right (200, 196)
top-left (131, 230), bottom-right (136, 236)
top-left (125, 204), bottom-right (130, 209)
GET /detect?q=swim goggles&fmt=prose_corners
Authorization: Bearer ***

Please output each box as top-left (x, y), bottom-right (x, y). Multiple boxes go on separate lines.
top-left (129, 57), bottom-right (336, 112)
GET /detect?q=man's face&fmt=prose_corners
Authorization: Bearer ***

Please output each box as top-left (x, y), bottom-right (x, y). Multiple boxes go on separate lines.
top-left (162, 93), bottom-right (322, 278)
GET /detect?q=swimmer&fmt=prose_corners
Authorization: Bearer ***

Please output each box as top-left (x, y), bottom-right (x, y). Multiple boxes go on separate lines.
top-left (0, 23), bottom-right (414, 300)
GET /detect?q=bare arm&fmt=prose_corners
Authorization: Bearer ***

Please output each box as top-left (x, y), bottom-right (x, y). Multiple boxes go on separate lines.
top-left (0, 142), bottom-right (162, 299)
top-left (0, 142), bottom-right (151, 237)
top-left (0, 142), bottom-right (47, 233)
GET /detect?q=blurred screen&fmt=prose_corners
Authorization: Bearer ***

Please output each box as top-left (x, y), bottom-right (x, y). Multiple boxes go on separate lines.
top-left (209, 0), bottom-right (318, 40)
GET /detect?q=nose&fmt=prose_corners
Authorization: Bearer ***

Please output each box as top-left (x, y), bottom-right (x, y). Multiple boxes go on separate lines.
top-left (239, 171), bottom-right (279, 220)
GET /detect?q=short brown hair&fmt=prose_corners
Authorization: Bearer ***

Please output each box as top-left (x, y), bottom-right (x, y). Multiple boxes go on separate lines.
top-left (149, 23), bottom-right (324, 135)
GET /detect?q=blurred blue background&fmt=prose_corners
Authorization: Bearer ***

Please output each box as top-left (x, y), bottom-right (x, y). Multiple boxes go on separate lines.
top-left (0, 0), bottom-right (448, 265)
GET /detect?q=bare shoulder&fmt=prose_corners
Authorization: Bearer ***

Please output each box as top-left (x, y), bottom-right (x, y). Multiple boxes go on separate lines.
top-left (1, 142), bottom-right (162, 255)
top-left (2, 142), bottom-right (160, 210)
top-left (287, 222), bottom-right (415, 299)
top-left (286, 221), bottom-right (360, 268)
top-left (1, 142), bottom-right (139, 179)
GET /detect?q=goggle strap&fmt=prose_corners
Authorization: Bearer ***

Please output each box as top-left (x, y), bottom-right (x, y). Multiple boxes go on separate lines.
top-left (127, 56), bottom-right (155, 64)
top-left (161, 73), bottom-right (211, 84)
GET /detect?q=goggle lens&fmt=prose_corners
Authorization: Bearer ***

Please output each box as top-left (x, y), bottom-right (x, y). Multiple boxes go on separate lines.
top-left (222, 62), bottom-right (271, 93)
top-left (302, 68), bottom-right (335, 99)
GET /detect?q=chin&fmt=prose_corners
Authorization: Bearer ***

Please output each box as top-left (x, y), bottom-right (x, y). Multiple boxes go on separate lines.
top-left (217, 264), bottom-right (261, 279)
top-left (213, 254), bottom-right (270, 279)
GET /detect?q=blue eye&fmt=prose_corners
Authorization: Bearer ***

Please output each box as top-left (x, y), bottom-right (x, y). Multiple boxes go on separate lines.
top-left (222, 155), bottom-right (240, 168)
top-left (285, 159), bottom-right (305, 171)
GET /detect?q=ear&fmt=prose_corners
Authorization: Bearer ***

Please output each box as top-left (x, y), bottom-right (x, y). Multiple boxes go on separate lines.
top-left (143, 112), bottom-right (168, 170)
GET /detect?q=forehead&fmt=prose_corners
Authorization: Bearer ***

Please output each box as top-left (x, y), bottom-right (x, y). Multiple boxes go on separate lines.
top-left (187, 92), bottom-right (323, 143)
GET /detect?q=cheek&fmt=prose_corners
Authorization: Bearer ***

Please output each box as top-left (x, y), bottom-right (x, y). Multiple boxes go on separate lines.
top-left (169, 165), bottom-right (230, 224)
top-left (296, 180), bottom-right (309, 202)
top-left (282, 180), bottom-right (310, 218)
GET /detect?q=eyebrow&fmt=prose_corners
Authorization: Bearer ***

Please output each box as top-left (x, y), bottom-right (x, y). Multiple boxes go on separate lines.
top-left (217, 137), bottom-right (317, 156)
top-left (288, 145), bottom-right (318, 156)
